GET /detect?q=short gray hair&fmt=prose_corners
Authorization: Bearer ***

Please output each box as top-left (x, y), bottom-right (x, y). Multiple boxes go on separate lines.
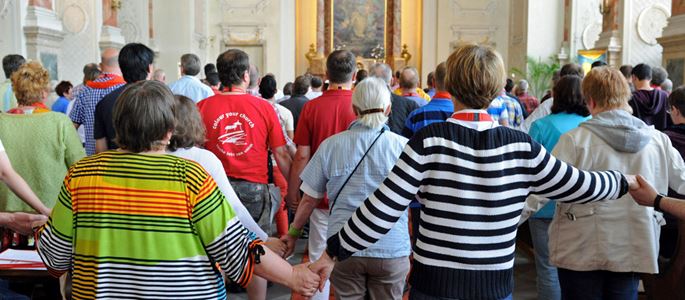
top-left (352, 77), bottom-right (391, 128)
top-left (180, 54), bottom-right (201, 76)
top-left (369, 63), bottom-right (392, 85)
top-left (517, 79), bottom-right (529, 91)
top-left (399, 67), bottom-right (419, 89)
top-left (661, 78), bottom-right (673, 93)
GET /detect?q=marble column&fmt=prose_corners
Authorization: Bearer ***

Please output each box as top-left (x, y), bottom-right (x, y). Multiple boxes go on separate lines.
top-left (99, 0), bottom-right (125, 50)
top-left (23, 0), bottom-right (64, 73)
top-left (658, 0), bottom-right (685, 87)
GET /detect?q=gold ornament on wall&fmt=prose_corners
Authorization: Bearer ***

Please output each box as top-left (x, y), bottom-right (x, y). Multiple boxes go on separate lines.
top-left (599, 0), bottom-right (611, 16)
top-left (305, 44), bottom-right (318, 63)
top-left (400, 44), bottom-right (412, 64)
top-left (111, 0), bottom-right (122, 11)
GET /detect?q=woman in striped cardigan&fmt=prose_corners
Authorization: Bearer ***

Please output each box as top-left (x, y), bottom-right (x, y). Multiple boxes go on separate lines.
top-left (36, 80), bottom-right (320, 299)
top-left (309, 44), bottom-right (637, 300)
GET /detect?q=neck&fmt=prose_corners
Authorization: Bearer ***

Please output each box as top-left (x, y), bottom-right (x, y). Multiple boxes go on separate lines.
top-left (224, 83), bottom-right (248, 93)
top-left (402, 87), bottom-right (416, 93)
top-left (635, 80), bottom-right (653, 90)
top-left (328, 82), bottom-right (353, 90)
top-left (102, 68), bottom-right (122, 76)
top-left (452, 101), bottom-right (473, 112)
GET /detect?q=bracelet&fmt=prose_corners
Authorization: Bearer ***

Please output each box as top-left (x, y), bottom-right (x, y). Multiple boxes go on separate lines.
top-left (287, 224), bottom-right (302, 238)
top-left (654, 194), bottom-right (664, 212)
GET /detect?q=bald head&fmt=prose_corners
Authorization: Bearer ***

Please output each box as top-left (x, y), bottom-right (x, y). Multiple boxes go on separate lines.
top-left (100, 48), bottom-right (121, 74)
top-left (399, 67), bottom-right (419, 90)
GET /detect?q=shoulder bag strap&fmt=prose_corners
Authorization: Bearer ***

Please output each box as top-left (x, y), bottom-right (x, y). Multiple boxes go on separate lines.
top-left (329, 128), bottom-right (385, 213)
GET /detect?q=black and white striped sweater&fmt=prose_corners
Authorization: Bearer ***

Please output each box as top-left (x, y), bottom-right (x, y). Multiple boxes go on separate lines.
top-left (326, 117), bottom-right (628, 299)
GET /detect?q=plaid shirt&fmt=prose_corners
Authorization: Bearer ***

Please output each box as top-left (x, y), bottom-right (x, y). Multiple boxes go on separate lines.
top-left (517, 93), bottom-right (539, 115)
top-left (69, 74), bottom-right (124, 155)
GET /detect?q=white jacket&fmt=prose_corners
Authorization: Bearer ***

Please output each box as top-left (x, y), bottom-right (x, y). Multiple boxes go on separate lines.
top-left (547, 110), bottom-right (685, 274)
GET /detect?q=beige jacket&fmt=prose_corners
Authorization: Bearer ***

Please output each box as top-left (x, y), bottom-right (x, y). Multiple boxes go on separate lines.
top-left (547, 110), bottom-right (685, 274)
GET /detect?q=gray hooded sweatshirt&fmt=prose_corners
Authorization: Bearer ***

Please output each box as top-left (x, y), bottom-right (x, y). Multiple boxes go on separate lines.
top-left (579, 109), bottom-right (652, 153)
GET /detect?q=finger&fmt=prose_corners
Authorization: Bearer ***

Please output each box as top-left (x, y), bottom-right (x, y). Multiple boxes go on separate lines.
top-left (318, 273), bottom-right (326, 292)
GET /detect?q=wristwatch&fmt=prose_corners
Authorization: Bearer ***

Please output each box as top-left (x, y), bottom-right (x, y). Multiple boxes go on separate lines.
top-left (654, 194), bottom-right (664, 212)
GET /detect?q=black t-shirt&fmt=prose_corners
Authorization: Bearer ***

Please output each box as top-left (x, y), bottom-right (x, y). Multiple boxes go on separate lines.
top-left (280, 95), bottom-right (309, 130)
top-left (387, 93), bottom-right (419, 135)
top-left (94, 84), bottom-right (128, 151)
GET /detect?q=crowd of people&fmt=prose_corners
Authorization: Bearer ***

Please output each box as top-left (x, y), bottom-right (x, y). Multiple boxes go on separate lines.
top-left (0, 40), bottom-right (684, 300)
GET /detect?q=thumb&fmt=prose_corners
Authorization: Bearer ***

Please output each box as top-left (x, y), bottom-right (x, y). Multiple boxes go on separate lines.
top-left (318, 273), bottom-right (326, 292)
top-left (636, 174), bottom-right (648, 187)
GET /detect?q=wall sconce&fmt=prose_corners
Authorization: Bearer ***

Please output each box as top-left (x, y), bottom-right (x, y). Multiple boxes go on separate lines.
top-left (599, 0), bottom-right (611, 16)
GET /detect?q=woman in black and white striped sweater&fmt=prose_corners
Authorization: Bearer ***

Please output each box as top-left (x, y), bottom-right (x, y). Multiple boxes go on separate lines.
top-left (309, 44), bottom-right (637, 300)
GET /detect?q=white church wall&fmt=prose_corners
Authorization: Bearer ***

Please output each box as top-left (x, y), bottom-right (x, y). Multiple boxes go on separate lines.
top-left (622, 0), bottom-right (670, 66)
top-left (422, 0), bottom-right (511, 82)
top-left (153, 0), bottom-right (194, 83)
top-left (526, 0), bottom-right (564, 62)
top-left (57, 0), bottom-right (101, 84)
top-left (206, 0), bottom-right (296, 86)
top-left (0, 0), bottom-right (28, 80)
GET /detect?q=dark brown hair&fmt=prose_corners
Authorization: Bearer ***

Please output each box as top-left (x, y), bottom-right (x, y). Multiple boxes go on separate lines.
top-left (168, 95), bottom-right (206, 151)
top-left (551, 75), bottom-right (590, 117)
top-left (55, 81), bottom-right (73, 97)
top-left (668, 86), bottom-right (685, 116)
top-left (113, 81), bottom-right (176, 153)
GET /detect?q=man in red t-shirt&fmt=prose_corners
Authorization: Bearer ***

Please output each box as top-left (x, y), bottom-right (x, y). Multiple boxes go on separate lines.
top-left (284, 50), bottom-right (357, 300)
top-left (197, 49), bottom-right (291, 298)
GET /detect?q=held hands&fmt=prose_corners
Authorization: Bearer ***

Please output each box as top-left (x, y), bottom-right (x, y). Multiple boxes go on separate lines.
top-left (308, 251), bottom-right (335, 292)
top-left (289, 263), bottom-right (321, 297)
top-left (7, 212), bottom-right (48, 235)
top-left (624, 174), bottom-right (639, 190)
top-left (629, 175), bottom-right (658, 207)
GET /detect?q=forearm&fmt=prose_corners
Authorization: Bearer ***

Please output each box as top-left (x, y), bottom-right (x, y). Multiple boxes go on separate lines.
top-left (286, 154), bottom-right (309, 203)
top-left (275, 152), bottom-right (292, 180)
top-left (660, 197), bottom-right (685, 221)
top-left (0, 212), bottom-right (10, 228)
top-left (291, 195), bottom-right (320, 229)
top-left (253, 247), bottom-right (294, 286)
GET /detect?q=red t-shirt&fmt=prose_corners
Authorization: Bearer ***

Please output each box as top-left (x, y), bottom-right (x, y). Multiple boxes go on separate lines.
top-left (198, 93), bottom-right (286, 184)
top-left (294, 89), bottom-right (356, 208)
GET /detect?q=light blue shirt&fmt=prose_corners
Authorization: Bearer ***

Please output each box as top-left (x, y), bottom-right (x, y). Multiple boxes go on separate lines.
top-left (300, 121), bottom-right (411, 259)
top-left (168, 75), bottom-right (214, 103)
top-left (529, 112), bottom-right (591, 218)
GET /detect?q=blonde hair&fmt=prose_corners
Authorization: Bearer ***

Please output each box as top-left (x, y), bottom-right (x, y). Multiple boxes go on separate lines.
top-left (582, 67), bottom-right (631, 110)
top-left (352, 77), bottom-right (390, 128)
top-left (10, 61), bottom-right (50, 106)
top-left (444, 43), bottom-right (505, 109)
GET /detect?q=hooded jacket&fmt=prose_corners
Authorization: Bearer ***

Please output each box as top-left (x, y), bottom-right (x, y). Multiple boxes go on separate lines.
top-left (547, 109), bottom-right (685, 274)
top-left (629, 89), bottom-right (670, 131)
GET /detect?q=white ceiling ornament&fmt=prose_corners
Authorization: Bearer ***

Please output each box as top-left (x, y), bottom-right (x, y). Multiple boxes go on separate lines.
top-left (582, 21), bottom-right (603, 50)
top-left (0, 0), bottom-right (9, 19)
top-left (637, 3), bottom-right (671, 46)
top-left (220, 23), bottom-right (265, 45)
top-left (120, 20), bottom-right (140, 43)
top-left (452, 0), bottom-right (498, 17)
top-left (220, 0), bottom-right (272, 15)
top-left (62, 4), bottom-right (88, 34)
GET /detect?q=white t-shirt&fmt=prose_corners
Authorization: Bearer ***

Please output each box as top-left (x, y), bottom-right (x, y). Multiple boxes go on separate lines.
top-left (168, 147), bottom-right (268, 240)
top-left (275, 103), bottom-right (294, 132)
top-left (520, 98), bottom-right (553, 133)
top-left (305, 90), bottom-right (323, 100)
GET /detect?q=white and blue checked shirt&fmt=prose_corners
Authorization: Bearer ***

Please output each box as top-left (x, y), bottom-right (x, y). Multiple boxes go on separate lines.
top-left (299, 121), bottom-right (412, 259)
top-left (69, 74), bottom-right (124, 155)
top-left (169, 75), bottom-right (214, 103)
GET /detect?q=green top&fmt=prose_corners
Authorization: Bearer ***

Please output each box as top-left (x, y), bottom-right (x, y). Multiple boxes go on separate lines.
top-left (0, 112), bottom-right (85, 212)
